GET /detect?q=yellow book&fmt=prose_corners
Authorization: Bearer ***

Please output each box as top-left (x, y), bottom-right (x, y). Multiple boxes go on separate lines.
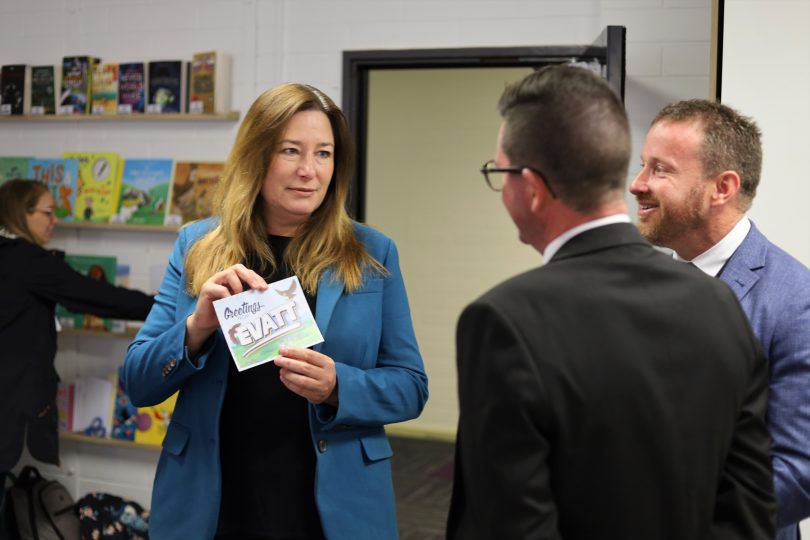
top-left (134, 392), bottom-right (178, 445)
top-left (64, 151), bottom-right (122, 223)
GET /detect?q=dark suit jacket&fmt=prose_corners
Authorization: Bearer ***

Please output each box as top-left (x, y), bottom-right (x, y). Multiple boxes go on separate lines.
top-left (447, 223), bottom-right (775, 540)
top-left (720, 222), bottom-right (810, 540)
top-left (0, 235), bottom-right (153, 471)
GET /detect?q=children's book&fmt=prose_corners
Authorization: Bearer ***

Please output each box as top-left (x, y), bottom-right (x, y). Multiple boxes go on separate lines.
top-left (147, 60), bottom-right (185, 114)
top-left (91, 63), bottom-right (118, 114)
top-left (27, 158), bottom-right (80, 221)
top-left (165, 161), bottom-right (223, 226)
top-left (55, 254), bottom-right (117, 331)
top-left (72, 375), bottom-right (115, 437)
top-left (213, 276), bottom-right (324, 372)
top-left (60, 56), bottom-right (97, 115)
top-left (56, 382), bottom-right (75, 433)
top-left (112, 158), bottom-right (173, 225)
top-left (110, 374), bottom-right (137, 441)
top-left (117, 62), bottom-right (145, 114)
top-left (0, 157), bottom-right (32, 185)
top-left (0, 64), bottom-right (31, 115)
top-left (134, 392), bottom-right (178, 445)
top-left (189, 51), bottom-right (231, 114)
top-left (30, 65), bottom-right (60, 115)
top-left (64, 151), bottom-right (122, 223)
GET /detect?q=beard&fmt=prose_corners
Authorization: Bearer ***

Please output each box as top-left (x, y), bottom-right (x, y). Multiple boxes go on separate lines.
top-left (636, 184), bottom-right (708, 249)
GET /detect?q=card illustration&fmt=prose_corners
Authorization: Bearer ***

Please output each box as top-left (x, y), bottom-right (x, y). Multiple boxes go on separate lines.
top-left (213, 276), bottom-right (323, 372)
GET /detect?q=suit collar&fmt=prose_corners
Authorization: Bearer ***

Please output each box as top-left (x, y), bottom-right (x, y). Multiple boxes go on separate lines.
top-left (313, 267), bottom-right (344, 350)
top-left (718, 221), bottom-right (766, 301)
top-left (549, 222), bottom-right (650, 263)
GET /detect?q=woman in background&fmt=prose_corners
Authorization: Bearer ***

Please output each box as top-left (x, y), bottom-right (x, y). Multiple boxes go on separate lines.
top-left (0, 179), bottom-right (154, 507)
top-left (121, 83), bottom-right (428, 540)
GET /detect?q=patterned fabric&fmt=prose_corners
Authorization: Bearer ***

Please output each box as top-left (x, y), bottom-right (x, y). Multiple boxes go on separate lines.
top-left (77, 492), bottom-right (149, 540)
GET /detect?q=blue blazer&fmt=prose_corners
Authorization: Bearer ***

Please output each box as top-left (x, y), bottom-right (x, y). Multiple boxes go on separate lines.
top-left (720, 222), bottom-right (810, 540)
top-left (121, 219), bottom-right (428, 540)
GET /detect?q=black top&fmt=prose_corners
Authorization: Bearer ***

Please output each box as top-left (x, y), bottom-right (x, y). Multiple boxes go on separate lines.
top-left (0, 235), bottom-right (154, 471)
top-left (217, 235), bottom-right (324, 540)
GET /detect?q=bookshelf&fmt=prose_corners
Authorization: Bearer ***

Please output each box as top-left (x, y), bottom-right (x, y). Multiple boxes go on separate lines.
top-left (57, 222), bottom-right (179, 233)
top-left (61, 327), bottom-right (141, 338)
top-left (60, 432), bottom-right (161, 451)
top-left (0, 112), bottom-right (240, 122)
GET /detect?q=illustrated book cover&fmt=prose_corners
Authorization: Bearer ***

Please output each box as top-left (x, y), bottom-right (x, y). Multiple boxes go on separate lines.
top-left (56, 254), bottom-right (117, 331)
top-left (189, 51), bottom-right (231, 114)
top-left (213, 276), bottom-right (324, 372)
top-left (30, 65), bottom-right (60, 115)
top-left (56, 382), bottom-right (75, 433)
top-left (72, 374), bottom-right (115, 437)
top-left (91, 63), bottom-right (118, 114)
top-left (64, 151), bottom-right (123, 223)
top-left (0, 64), bottom-right (31, 115)
top-left (111, 374), bottom-right (137, 441)
top-left (27, 158), bottom-right (80, 221)
top-left (60, 56), bottom-right (97, 115)
top-left (0, 157), bottom-right (32, 185)
top-left (165, 161), bottom-right (223, 225)
top-left (134, 392), bottom-right (178, 445)
top-left (147, 60), bottom-right (185, 113)
top-left (112, 158), bottom-right (173, 225)
top-left (117, 62), bottom-right (145, 114)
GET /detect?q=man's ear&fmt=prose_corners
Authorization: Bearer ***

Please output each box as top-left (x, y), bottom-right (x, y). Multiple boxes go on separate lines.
top-left (523, 168), bottom-right (552, 212)
top-left (711, 170), bottom-right (741, 207)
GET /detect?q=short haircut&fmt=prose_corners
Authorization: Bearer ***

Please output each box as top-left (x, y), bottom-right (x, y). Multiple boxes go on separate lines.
top-left (497, 65), bottom-right (631, 213)
top-left (0, 179), bottom-right (50, 244)
top-left (653, 99), bottom-right (762, 211)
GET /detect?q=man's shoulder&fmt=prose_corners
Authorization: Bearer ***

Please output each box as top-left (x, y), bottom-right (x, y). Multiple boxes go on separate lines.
top-left (739, 225), bottom-right (810, 283)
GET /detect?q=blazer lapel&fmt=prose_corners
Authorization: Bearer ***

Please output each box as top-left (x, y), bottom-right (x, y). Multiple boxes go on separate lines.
top-left (314, 268), bottom-right (344, 351)
top-left (719, 223), bottom-right (766, 302)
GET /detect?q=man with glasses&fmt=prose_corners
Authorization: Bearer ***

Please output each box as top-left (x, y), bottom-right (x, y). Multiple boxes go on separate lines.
top-left (446, 65), bottom-right (775, 539)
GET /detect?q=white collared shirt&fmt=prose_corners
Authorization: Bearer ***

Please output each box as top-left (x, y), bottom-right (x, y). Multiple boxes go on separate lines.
top-left (543, 214), bottom-right (632, 263)
top-left (673, 217), bottom-right (751, 276)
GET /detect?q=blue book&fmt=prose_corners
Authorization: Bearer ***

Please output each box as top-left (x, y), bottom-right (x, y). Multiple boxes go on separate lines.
top-left (27, 158), bottom-right (80, 221)
top-left (148, 60), bottom-right (185, 113)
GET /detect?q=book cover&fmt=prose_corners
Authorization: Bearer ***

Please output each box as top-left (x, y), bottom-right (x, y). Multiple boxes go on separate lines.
top-left (134, 392), bottom-right (178, 445)
top-left (110, 375), bottom-right (137, 441)
top-left (72, 375), bottom-right (115, 437)
top-left (0, 64), bottom-right (31, 115)
top-left (60, 56), bottom-right (96, 115)
top-left (0, 157), bottom-right (32, 185)
top-left (213, 276), bottom-right (324, 372)
top-left (30, 65), bottom-right (59, 115)
top-left (165, 161), bottom-right (223, 225)
top-left (189, 51), bottom-right (230, 114)
top-left (64, 151), bottom-right (123, 223)
top-left (110, 264), bottom-right (131, 333)
top-left (117, 62), bottom-right (145, 114)
top-left (91, 63), bottom-right (118, 114)
top-left (56, 382), bottom-right (75, 433)
top-left (147, 60), bottom-right (185, 114)
top-left (56, 254), bottom-right (117, 331)
top-left (27, 158), bottom-right (80, 221)
top-left (112, 158), bottom-right (173, 225)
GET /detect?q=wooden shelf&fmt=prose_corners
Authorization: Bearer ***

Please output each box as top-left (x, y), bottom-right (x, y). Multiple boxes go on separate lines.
top-left (60, 432), bottom-right (161, 451)
top-left (0, 111), bottom-right (240, 122)
top-left (57, 221), bottom-right (179, 233)
top-left (60, 327), bottom-right (141, 338)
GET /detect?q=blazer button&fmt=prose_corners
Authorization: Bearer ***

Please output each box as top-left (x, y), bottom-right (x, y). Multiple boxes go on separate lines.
top-left (318, 440), bottom-right (327, 453)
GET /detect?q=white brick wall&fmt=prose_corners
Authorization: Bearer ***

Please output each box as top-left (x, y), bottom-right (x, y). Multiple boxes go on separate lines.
top-left (0, 0), bottom-right (714, 509)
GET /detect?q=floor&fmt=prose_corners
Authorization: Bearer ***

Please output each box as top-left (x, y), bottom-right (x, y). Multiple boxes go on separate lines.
top-left (390, 436), bottom-right (455, 540)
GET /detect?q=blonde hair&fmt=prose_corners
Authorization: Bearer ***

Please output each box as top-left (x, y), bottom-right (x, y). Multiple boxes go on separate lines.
top-left (185, 83), bottom-right (384, 295)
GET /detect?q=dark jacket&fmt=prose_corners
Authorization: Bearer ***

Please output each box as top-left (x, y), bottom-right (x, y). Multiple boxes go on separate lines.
top-left (0, 234), bottom-right (154, 471)
top-left (448, 223), bottom-right (775, 540)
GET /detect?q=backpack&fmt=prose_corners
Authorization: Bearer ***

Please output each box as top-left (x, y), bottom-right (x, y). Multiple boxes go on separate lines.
top-left (6, 466), bottom-right (79, 540)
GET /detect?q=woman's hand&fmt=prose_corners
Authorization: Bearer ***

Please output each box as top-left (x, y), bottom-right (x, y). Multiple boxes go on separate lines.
top-left (185, 264), bottom-right (267, 357)
top-left (275, 346), bottom-right (338, 406)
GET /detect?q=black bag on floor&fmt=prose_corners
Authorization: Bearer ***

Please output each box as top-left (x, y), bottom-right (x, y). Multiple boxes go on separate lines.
top-left (6, 466), bottom-right (79, 540)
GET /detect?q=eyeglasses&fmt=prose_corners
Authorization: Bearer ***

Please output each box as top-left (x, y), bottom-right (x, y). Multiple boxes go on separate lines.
top-left (30, 207), bottom-right (57, 219)
top-left (479, 159), bottom-right (556, 198)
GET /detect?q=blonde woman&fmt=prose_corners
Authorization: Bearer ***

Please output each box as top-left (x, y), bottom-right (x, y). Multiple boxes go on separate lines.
top-left (121, 84), bottom-right (428, 540)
